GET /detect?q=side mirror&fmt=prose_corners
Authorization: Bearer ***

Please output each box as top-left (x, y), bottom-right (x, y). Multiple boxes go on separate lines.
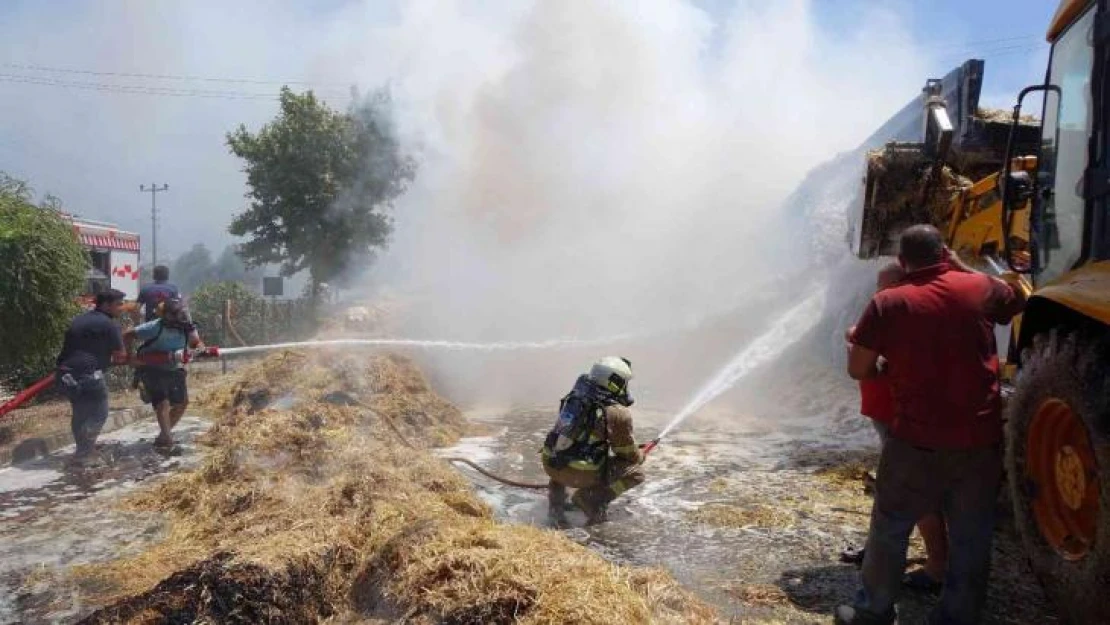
top-left (1000, 83), bottom-right (1061, 273)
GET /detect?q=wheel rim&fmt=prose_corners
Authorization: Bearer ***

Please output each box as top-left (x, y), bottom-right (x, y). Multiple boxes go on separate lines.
top-left (1027, 398), bottom-right (1100, 560)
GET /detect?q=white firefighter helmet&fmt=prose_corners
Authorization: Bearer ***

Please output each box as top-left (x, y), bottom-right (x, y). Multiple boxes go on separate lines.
top-left (589, 356), bottom-right (633, 396)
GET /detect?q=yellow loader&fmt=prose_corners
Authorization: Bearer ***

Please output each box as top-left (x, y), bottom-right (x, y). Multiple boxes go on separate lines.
top-left (853, 1), bottom-right (1110, 621)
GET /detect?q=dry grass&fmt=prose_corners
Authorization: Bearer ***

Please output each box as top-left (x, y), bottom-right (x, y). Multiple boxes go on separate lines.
top-left (688, 503), bottom-right (794, 530)
top-left (724, 583), bottom-right (791, 608)
top-left (813, 460), bottom-right (874, 489)
top-left (75, 351), bottom-right (718, 624)
top-left (863, 146), bottom-right (971, 248)
top-left (976, 107), bottom-right (1038, 124)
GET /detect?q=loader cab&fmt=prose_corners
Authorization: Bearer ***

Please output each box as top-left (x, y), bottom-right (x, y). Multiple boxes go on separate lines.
top-left (1026, 0), bottom-right (1110, 286)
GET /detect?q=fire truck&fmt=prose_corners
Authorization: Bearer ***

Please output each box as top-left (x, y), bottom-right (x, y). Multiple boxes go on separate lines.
top-left (68, 216), bottom-right (141, 303)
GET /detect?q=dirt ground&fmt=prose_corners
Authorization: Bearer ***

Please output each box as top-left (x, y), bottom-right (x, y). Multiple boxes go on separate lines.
top-left (0, 367), bottom-right (228, 464)
top-left (1, 357), bottom-right (1065, 624)
top-left (712, 449), bottom-right (1062, 624)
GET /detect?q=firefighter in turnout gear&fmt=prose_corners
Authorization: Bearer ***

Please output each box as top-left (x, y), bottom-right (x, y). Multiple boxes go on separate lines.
top-left (542, 357), bottom-right (645, 527)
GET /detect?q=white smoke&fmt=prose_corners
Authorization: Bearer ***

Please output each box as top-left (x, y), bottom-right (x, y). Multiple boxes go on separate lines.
top-left (0, 0), bottom-right (940, 409)
top-left (356, 1), bottom-right (932, 339)
top-left (340, 1), bottom-right (936, 405)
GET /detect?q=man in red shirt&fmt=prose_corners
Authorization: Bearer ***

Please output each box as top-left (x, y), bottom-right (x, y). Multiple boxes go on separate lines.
top-left (835, 225), bottom-right (1025, 625)
top-left (844, 263), bottom-right (948, 595)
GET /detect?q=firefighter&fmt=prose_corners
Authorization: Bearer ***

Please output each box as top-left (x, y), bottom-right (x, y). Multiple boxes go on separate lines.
top-left (541, 357), bottom-right (645, 527)
top-left (123, 298), bottom-right (203, 454)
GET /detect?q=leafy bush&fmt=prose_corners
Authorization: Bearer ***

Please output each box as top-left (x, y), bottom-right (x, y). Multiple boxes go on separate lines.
top-left (191, 281), bottom-right (314, 347)
top-left (0, 177), bottom-right (86, 385)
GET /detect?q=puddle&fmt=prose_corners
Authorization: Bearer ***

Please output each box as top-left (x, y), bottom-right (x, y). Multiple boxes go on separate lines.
top-left (441, 402), bottom-right (1059, 624)
top-left (0, 415), bottom-right (209, 624)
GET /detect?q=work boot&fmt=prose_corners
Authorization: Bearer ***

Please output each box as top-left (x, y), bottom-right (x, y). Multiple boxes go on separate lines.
top-left (571, 490), bottom-right (608, 526)
top-left (548, 482), bottom-right (570, 529)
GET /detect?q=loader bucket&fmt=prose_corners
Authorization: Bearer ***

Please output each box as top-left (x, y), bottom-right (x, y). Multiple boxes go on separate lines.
top-left (858, 143), bottom-right (968, 258)
top-left (848, 58), bottom-right (1041, 260)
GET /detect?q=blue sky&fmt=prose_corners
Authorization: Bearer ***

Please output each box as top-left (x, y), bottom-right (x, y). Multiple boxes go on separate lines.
top-left (0, 0), bottom-right (1066, 263)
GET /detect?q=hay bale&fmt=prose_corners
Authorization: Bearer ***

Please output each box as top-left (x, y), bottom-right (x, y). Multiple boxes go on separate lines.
top-left (76, 351), bottom-right (718, 624)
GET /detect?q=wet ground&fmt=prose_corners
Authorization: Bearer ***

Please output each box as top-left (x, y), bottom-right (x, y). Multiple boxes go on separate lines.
top-left (0, 416), bottom-right (209, 624)
top-left (442, 405), bottom-right (1061, 624)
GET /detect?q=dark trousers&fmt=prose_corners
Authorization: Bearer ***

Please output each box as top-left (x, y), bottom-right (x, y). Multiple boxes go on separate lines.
top-left (60, 372), bottom-right (110, 456)
top-left (855, 436), bottom-right (1002, 625)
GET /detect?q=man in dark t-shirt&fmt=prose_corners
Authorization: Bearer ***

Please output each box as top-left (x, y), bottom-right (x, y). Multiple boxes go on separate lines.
top-left (137, 265), bottom-right (180, 322)
top-left (56, 289), bottom-right (128, 465)
top-left (835, 226), bottom-right (1026, 625)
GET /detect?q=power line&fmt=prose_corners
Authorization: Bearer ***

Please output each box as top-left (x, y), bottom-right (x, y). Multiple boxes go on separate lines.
top-left (0, 62), bottom-right (347, 87)
top-left (914, 34), bottom-right (1040, 50)
top-left (0, 73), bottom-right (349, 100)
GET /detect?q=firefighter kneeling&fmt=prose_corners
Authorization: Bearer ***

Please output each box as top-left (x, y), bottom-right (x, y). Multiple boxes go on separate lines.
top-left (542, 357), bottom-right (645, 527)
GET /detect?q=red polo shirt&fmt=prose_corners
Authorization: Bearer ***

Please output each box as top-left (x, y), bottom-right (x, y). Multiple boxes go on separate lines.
top-left (850, 263), bottom-right (1023, 449)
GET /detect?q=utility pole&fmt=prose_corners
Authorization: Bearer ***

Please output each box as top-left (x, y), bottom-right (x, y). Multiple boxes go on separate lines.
top-left (139, 183), bottom-right (169, 266)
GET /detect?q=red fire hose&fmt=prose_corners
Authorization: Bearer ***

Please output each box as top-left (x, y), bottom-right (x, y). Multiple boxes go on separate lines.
top-left (0, 347), bottom-right (222, 422)
top-left (0, 374), bottom-right (56, 420)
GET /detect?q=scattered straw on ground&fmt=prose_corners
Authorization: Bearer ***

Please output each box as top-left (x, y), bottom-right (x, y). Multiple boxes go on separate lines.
top-left (688, 503), bottom-right (794, 530)
top-left (73, 351), bottom-right (717, 624)
top-left (724, 583), bottom-right (792, 608)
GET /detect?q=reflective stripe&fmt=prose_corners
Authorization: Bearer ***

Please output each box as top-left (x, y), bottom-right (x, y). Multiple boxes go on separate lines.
top-left (609, 479), bottom-right (628, 496)
top-left (568, 460), bottom-right (602, 471)
top-left (612, 444), bottom-right (638, 454)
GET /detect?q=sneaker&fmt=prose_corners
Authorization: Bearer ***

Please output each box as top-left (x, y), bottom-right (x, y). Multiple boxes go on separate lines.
top-left (70, 452), bottom-right (104, 469)
top-left (571, 491), bottom-right (608, 526)
top-left (903, 568), bottom-right (943, 596)
top-left (840, 545), bottom-right (866, 565)
top-left (152, 437), bottom-right (181, 456)
top-left (833, 604), bottom-right (895, 625)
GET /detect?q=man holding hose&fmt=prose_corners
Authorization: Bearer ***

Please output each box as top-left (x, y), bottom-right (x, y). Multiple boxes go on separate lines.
top-left (541, 357), bottom-right (645, 527)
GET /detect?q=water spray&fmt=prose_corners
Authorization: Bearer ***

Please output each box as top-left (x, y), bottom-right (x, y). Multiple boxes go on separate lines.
top-left (644, 289), bottom-right (826, 453)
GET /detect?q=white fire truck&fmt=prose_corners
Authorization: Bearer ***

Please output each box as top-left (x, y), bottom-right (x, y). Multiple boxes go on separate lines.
top-left (68, 217), bottom-right (141, 302)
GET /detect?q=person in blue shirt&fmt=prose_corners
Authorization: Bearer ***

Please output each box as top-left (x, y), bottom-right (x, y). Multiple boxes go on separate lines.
top-left (136, 265), bottom-right (180, 322)
top-left (123, 298), bottom-right (203, 453)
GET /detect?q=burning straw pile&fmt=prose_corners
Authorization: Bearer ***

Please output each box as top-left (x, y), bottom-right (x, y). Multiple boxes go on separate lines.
top-left (75, 351), bottom-right (717, 624)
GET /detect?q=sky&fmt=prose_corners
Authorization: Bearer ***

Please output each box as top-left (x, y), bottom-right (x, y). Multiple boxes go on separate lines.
top-left (0, 0), bottom-right (1057, 268)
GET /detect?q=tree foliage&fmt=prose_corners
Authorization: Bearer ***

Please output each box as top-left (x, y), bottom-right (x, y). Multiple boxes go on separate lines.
top-left (226, 87), bottom-right (415, 300)
top-left (0, 173), bottom-right (87, 384)
top-left (214, 244), bottom-right (263, 288)
top-left (171, 243), bottom-right (215, 296)
top-left (191, 280), bottom-right (311, 346)
top-left (169, 243), bottom-right (266, 297)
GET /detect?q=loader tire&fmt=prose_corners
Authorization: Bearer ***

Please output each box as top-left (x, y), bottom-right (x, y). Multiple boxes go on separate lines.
top-left (1005, 329), bottom-right (1110, 624)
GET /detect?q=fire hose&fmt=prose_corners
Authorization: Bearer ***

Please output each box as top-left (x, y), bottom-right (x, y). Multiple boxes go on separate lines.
top-left (340, 392), bottom-right (661, 491)
top-left (0, 347), bottom-right (222, 422)
top-left (0, 375), bottom-right (57, 420)
top-left (1, 344), bottom-right (665, 489)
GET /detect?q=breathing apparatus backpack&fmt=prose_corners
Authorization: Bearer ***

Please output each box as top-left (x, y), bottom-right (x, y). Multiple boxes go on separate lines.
top-left (543, 375), bottom-right (614, 469)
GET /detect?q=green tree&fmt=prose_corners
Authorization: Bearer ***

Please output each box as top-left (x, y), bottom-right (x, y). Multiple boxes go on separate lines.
top-left (214, 244), bottom-right (263, 289)
top-left (191, 280), bottom-right (311, 346)
top-left (171, 243), bottom-right (216, 296)
top-left (191, 281), bottom-right (264, 345)
top-left (0, 173), bottom-right (87, 385)
top-left (226, 87), bottom-right (414, 303)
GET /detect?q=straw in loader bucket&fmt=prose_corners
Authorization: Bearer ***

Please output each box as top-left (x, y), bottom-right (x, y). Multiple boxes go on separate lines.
top-left (852, 59), bottom-right (1041, 259)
